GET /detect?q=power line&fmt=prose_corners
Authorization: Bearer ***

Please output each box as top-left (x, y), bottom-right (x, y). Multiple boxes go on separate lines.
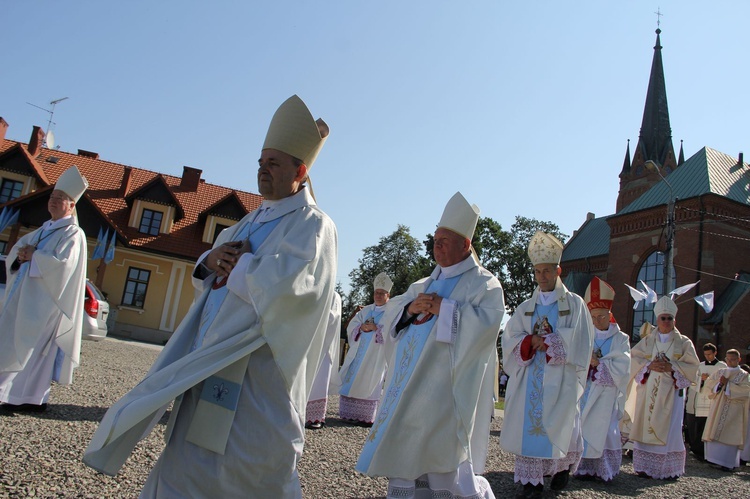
top-left (674, 264), bottom-right (750, 284)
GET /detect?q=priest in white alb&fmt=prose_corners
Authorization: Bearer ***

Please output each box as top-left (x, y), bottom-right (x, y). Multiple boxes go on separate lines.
top-left (356, 192), bottom-right (504, 499)
top-left (629, 296), bottom-right (699, 479)
top-left (702, 349), bottom-right (750, 470)
top-left (574, 277), bottom-right (630, 482)
top-left (335, 272), bottom-right (393, 426)
top-left (84, 95), bottom-right (338, 498)
top-left (500, 231), bottom-right (594, 497)
top-left (0, 166), bottom-right (89, 413)
top-left (685, 343), bottom-right (725, 459)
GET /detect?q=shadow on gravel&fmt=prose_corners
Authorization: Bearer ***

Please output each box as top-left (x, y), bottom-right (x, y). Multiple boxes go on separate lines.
top-left (2, 404), bottom-right (172, 425)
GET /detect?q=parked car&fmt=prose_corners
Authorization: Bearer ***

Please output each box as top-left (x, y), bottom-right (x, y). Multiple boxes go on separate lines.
top-left (83, 279), bottom-right (110, 341)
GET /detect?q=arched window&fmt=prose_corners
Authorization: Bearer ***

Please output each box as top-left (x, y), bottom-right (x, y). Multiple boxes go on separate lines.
top-left (631, 251), bottom-right (674, 340)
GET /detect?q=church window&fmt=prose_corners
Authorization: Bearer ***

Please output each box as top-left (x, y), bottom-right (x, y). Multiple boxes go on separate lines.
top-left (631, 250), bottom-right (674, 340)
top-left (122, 267), bottom-right (151, 308)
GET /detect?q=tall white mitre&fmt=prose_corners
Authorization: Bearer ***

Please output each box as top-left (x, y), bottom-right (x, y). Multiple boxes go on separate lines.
top-left (262, 95), bottom-right (328, 168)
top-left (55, 165), bottom-right (89, 202)
top-left (653, 295), bottom-right (678, 319)
top-left (373, 272), bottom-right (393, 293)
top-left (438, 192), bottom-right (480, 240)
top-left (528, 231), bottom-right (564, 266)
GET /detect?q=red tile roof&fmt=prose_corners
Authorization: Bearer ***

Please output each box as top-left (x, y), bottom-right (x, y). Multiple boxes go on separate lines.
top-left (0, 137), bottom-right (262, 260)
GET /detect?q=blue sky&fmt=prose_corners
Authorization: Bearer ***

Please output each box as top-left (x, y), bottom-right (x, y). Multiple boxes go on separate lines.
top-left (2, 1), bottom-right (748, 292)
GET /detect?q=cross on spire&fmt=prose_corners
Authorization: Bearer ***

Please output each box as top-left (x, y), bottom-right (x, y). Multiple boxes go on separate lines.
top-left (655, 7), bottom-right (663, 28)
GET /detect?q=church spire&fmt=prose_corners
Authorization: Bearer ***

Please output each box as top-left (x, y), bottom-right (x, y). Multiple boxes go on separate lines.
top-left (678, 139), bottom-right (685, 165)
top-left (616, 28), bottom-right (679, 212)
top-left (635, 29), bottom-right (676, 167)
top-left (620, 139), bottom-right (631, 175)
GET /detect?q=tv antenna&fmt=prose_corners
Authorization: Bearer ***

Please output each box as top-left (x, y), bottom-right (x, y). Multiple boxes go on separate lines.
top-left (26, 96), bottom-right (69, 148)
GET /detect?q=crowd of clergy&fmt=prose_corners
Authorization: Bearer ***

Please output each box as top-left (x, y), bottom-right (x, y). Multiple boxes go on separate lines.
top-left (1, 94), bottom-right (749, 499)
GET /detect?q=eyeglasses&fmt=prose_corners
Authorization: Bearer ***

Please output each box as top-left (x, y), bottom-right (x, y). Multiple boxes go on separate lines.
top-left (659, 316), bottom-right (674, 322)
top-left (592, 314), bottom-right (610, 320)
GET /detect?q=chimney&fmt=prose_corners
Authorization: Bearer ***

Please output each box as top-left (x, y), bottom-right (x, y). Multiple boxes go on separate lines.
top-left (28, 126), bottom-right (44, 156)
top-left (180, 166), bottom-right (202, 192)
top-left (120, 166), bottom-right (133, 197)
top-left (78, 149), bottom-right (100, 160)
top-left (586, 212), bottom-right (596, 221)
top-left (0, 117), bottom-right (8, 142)
top-left (740, 152), bottom-right (744, 166)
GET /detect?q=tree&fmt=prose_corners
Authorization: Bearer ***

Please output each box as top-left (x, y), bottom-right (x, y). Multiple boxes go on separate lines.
top-left (344, 225), bottom-right (431, 321)
top-left (501, 216), bottom-right (567, 314)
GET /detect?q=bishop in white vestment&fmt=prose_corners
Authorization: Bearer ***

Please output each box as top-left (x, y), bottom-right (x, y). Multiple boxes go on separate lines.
top-left (0, 166), bottom-right (89, 411)
top-left (305, 293), bottom-right (342, 429)
top-left (500, 231), bottom-right (594, 496)
top-left (574, 277), bottom-right (630, 482)
top-left (356, 192), bottom-right (504, 499)
top-left (84, 95), bottom-right (338, 498)
top-left (629, 296), bottom-right (699, 479)
top-left (335, 272), bottom-right (393, 425)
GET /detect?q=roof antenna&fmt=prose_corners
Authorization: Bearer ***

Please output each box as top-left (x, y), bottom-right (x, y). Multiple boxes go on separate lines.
top-left (26, 96), bottom-right (69, 149)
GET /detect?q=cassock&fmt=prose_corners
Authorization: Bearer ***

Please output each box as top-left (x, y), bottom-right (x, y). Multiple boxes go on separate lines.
top-left (685, 358), bottom-right (726, 457)
top-left (334, 301), bottom-right (390, 423)
top-left (306, 293), bottom-right (342, 425)
top-left (0, 216), bottom-right (87, 404)
top-left (356, 256), bottom-right (504, 498)
top-left (702, 367), bottom-right (750, 469)
top-left (84, 188), bottom-right (338, 498)
top-left (500, 279), bottom-right (594, 485)
top-left (576, 323), bottom-right (631, 481)
top-left (629, 329), bottom-right (699, 479)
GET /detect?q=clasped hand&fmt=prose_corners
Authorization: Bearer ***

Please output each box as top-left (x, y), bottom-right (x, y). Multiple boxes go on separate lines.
top-left (407, 292), bottom-right (442, 316)
top-left (530, 334), bottom-right (547, 352)
top-left (16, 244), bottom-right (35, 263)
top-left (205, 240), bottom-right (251, 277)
top-left (649, 358), bottom-right (673, 373)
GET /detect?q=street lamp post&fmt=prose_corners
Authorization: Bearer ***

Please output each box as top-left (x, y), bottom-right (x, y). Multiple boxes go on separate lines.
top-left (644, 160), bottom-right (676, 294)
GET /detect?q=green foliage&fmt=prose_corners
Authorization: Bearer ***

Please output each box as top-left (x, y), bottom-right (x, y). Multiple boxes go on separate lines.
top-left (342, 217), bottom-right (567, 321)
top-left (343, 224), bottom-right (431, 321)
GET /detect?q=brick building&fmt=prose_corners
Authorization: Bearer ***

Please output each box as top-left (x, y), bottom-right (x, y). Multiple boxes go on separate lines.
top-left (0, 119), bottom-right (262, 343)
top-left (561, 29), bottom-right (750, 356)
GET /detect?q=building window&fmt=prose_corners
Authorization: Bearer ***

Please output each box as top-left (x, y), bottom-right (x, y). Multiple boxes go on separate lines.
top-left (0, 240), bottom-right (7, 255)
top-left (631, 251), bottom-right (675, 340)
top-left (139, 209), bottom-right (163, 236)
top-left (0, 179), bottom-right (23, 203)
top-left (213, 223), bottom-right (230, 244)
top-left (122, 267), bottom-right (151, 308)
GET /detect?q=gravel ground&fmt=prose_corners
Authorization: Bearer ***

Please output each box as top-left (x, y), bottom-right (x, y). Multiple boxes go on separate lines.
top-left (1, 338), bottom-right (748, 498)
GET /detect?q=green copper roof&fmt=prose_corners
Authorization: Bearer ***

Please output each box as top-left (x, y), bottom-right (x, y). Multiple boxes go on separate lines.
top-left (561, 216), bottom-right (610, 262)
top-left (619, 147), bottom-right (749, 215)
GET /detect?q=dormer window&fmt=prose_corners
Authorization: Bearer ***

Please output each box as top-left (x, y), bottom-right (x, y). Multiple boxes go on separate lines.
top-left (0, 178), bottom-right (24, 203)
top-left (139, 208), bottom-right (163, 236)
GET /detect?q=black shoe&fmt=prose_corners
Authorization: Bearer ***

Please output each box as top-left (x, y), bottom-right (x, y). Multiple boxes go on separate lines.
top-left (356, 421), bottom-right (373, 428)
top-left (720, 466), bottom-right (733, 472)
top-left (636, 471), bottom-right (652, 479)
top-left (1, 403), bottom-right (47, 413)
top-left (516, 483), bottom-right (543, 499)
top-left (550, 470), bottom-right (570, 491)
top-left (305, 421), bottom-right (324, 430)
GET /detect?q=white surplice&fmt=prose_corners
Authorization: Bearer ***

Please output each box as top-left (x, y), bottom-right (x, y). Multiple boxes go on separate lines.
top-left (500, 278), bottom-right (594, 485)
top-left (356, 255), bottom-right (504, 497)
top-left (84, 188), bottom-right (338, 498)
top-left (306, 293), bottom-right (342, 424)
top-left (0, 216), bottom-right (87, 404)
top-left (576, 323), bottom-right (631, 480)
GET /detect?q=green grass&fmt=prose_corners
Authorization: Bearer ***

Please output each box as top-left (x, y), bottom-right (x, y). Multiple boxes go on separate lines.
top-left (494, 398), bottom-right (505, 410)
